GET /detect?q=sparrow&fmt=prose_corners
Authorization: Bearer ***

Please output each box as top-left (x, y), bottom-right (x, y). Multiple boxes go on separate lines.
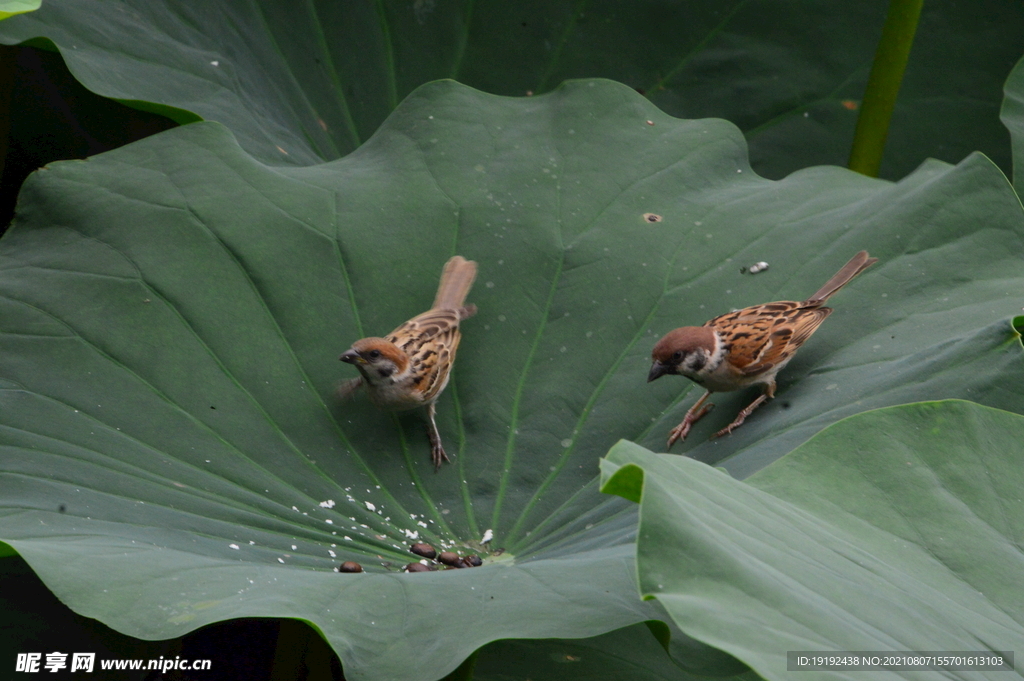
top-left (648, 251), bottom-right (877, 447)
top-left (339, 256), bottom-right (477, 470)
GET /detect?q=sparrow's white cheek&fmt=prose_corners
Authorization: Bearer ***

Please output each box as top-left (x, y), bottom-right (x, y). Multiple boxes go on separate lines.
top-left (684, 353), bottom-right (707, 374)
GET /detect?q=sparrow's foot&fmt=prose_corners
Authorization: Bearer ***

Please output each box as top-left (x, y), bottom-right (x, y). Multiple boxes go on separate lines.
top-left (425, 402), bottom-right (451, 471)
top-left (667, 405), bottom-right (713, 447)
top-left (712, 420), bottom-right (741, 439)
top-left (712, 393), bottom-right (770, 439)
top-left (430, 441), bottom-right (451, 471)
top-left (667, 391), bottom-right (714, 449)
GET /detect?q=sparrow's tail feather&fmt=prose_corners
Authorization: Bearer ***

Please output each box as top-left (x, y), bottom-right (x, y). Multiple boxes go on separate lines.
top-left (433, 256), bottom-right (477, 310)
top-left (806, 250), bottom-right (878, 305)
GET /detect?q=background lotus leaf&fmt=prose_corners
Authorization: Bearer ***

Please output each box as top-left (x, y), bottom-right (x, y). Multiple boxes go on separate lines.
top-left (601, 399), bottom-right (1024, 680)
top-left (1, 80), bottom-right (1023, 679)
top-left (0, 0), bottom-right (37, 21)
top-left (1, 1), bottom-right (1022, 180)
top-left (1001, 54), bottom-right (1024, 193)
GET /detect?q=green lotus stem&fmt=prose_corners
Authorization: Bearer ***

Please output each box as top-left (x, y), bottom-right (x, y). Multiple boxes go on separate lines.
top-left (848, 0), bottom-right (924, 177)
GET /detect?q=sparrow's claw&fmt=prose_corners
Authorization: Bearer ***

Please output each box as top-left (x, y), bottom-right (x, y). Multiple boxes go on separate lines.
top-left (666, 422), bottom-right (690, 448)
top-left (710, 393), bottom-right (770, 439)
top-left (712, 421), bottom-right (739, 439)
top-left (431, 443), bottom-right (451, 472)
top-left (666, 398), bottom-right (714, 449)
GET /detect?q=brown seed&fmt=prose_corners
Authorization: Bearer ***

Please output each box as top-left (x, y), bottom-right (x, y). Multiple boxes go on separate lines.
top-left (338, 561), bottom-right (363, 573)
top-left (410, 542), bottom-right (437, 559)
top-left (437, 551), bottom-right (462, 566)
top-left (405, 562), bottom-right (431, 572)
top-left (462, 555), bottom-right (483, 567)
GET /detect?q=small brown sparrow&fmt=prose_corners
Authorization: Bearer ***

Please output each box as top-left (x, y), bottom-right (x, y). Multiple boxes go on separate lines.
top-left (649, 251), bottom-right (877, 447)
top-left (339, 256), bottom-right (477, 470)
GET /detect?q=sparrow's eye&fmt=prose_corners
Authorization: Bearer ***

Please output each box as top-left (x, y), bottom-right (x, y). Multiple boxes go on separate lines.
top-left (672, 350), bottom-right (683, 362)
top-left (367, 349), bottom-right (381, 360)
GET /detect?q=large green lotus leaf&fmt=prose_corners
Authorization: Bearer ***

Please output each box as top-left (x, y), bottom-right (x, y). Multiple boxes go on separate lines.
top-left (0, 0), bottom-right (37, 21)
top-left (1001, 54), bottom-right (1024, 194)
top-left (601, 400), bottom-right (1024, 681)
top-left (1, 1), bottom-right (1022, 179)
top-left (475, 622), bottom-right (750, 681)
top-left (1, 80), bottom-right (1023, 679)
top-left (0, 551), bottom-right (737, 681)
top-left (0, 556), bottom-right (171, 668)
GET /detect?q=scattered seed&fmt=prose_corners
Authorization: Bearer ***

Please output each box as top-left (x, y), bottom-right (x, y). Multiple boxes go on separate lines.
top-left (405, 562), bottom-right (431, 573)
top-left (437, 551), bottom-right (462, 567)
top-left (410, 542), bottom-right (437, 559)
top-left (338, 561), bottom-right (363, 573)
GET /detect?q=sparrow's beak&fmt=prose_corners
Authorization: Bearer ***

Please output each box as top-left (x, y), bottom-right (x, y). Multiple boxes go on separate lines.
top-left (339, 349), bottom-right (363, 364)
top-left (647, 361), bottom-right (669, 383)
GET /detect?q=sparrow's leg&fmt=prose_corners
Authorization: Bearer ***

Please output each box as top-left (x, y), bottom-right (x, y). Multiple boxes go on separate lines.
top-left (336, 377), bottom-right (363, 400)
top-left (667, 390), bottom-right (714, 448)
top-left (425, 402), bottom-right (451, 471)
top-left (714, 393), bottom-right (770, 438)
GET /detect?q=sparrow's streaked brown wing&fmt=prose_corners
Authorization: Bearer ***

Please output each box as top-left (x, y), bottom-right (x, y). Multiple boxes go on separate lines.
top-left (720, 304), bottom-right (832, 376)
top-left (387, 308), bottom-right (461, 347)
top-left (706, 300), bottom-right (833, 376)
top-left (783, 306), bottom-right (834, 348)
top-left (386, 308), bottom-right (463, 403)
top-left (706, 302), bottom-right (798, 370)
